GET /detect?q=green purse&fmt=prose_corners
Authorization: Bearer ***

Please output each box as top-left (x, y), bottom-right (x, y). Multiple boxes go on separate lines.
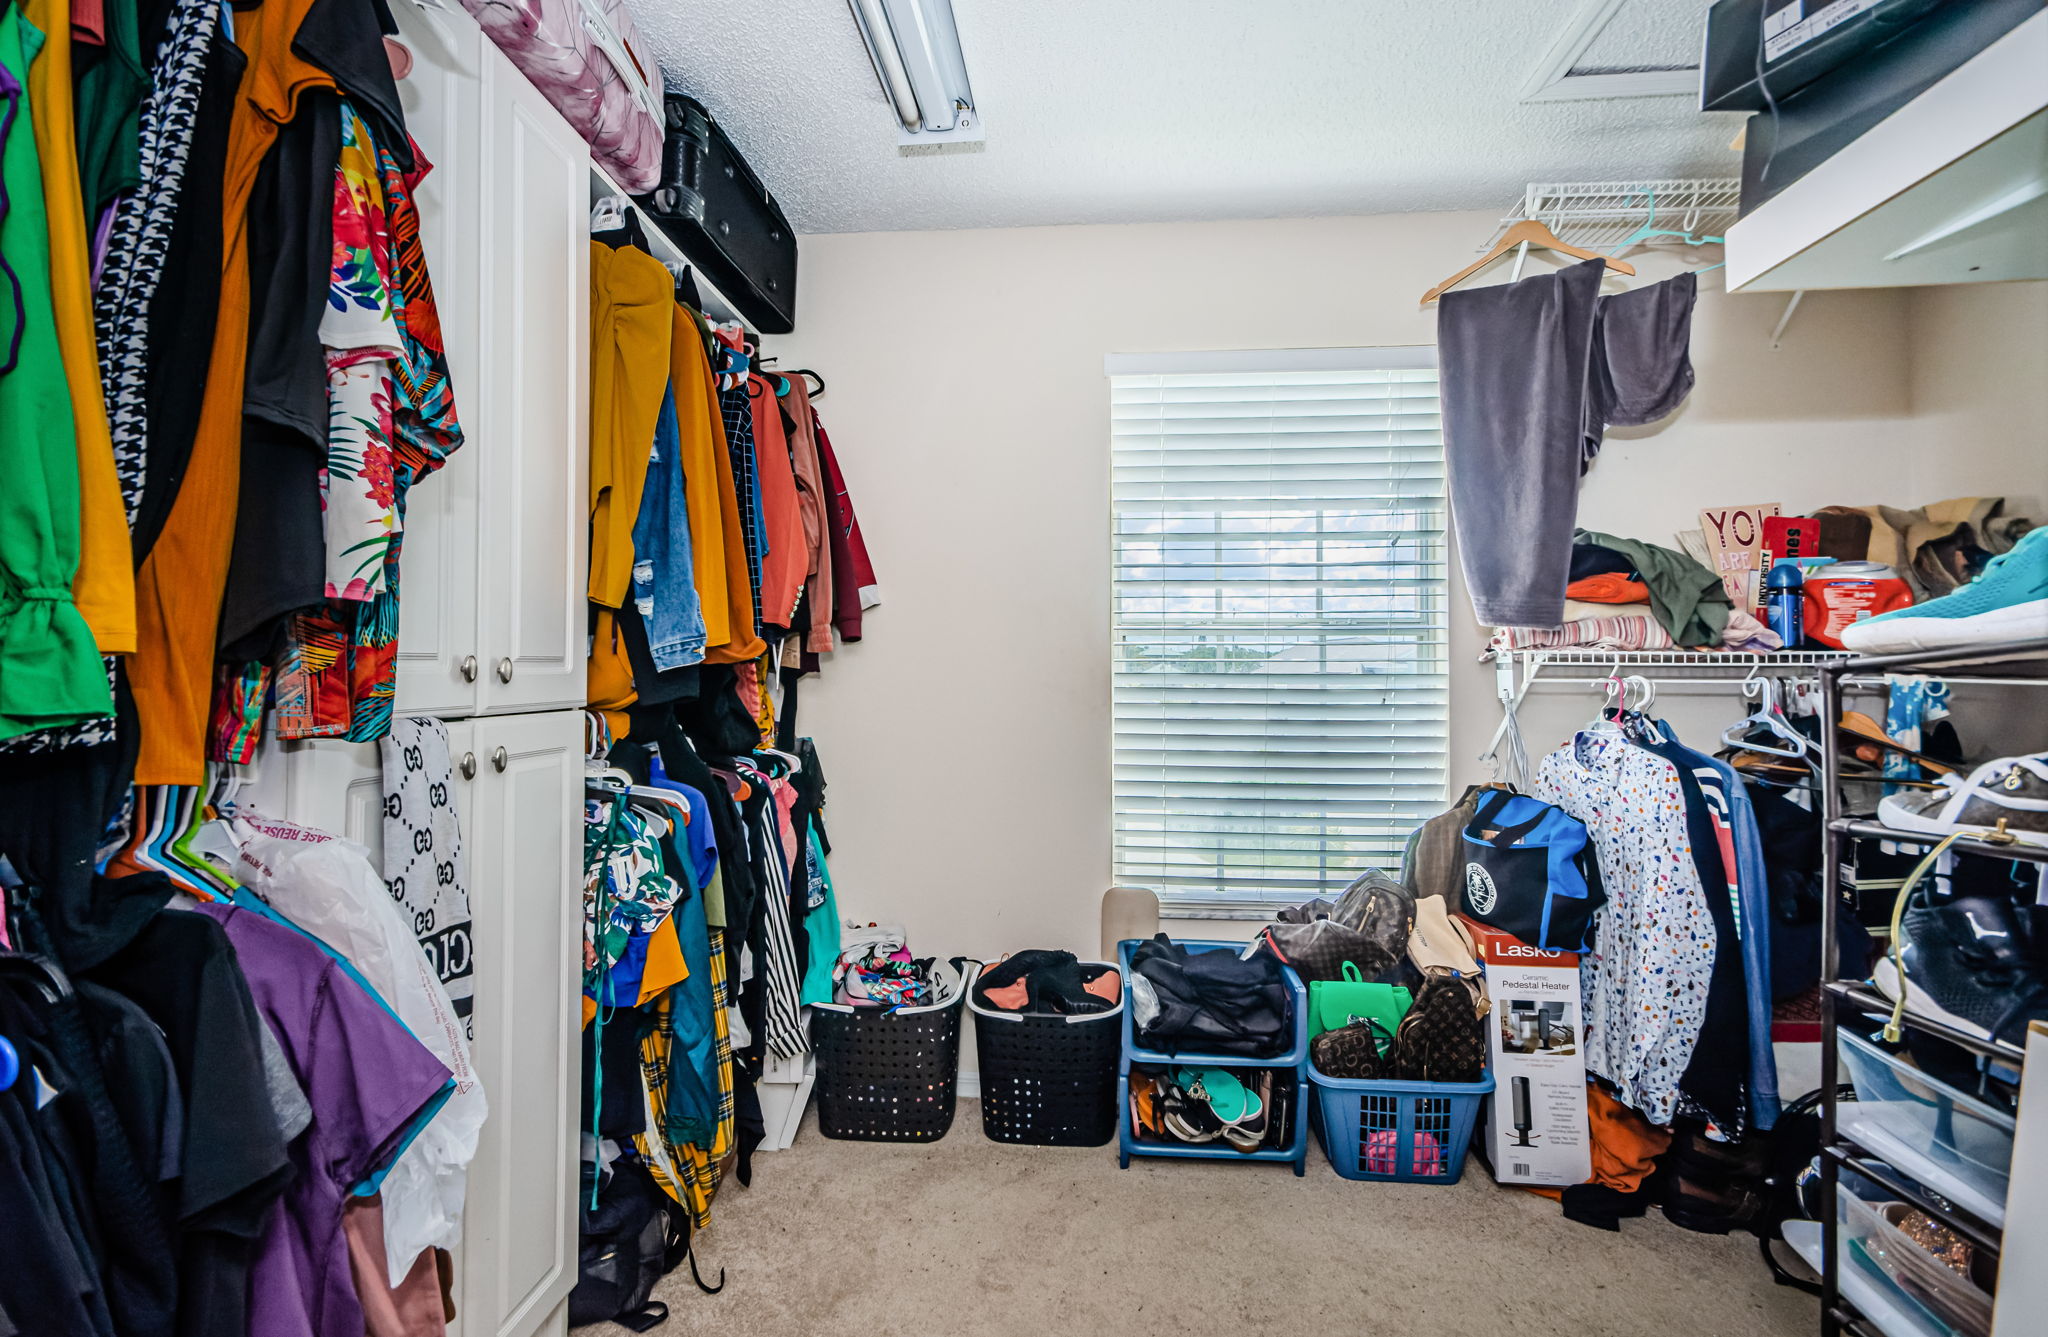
top-left (1308, 962), bottom-right (1411, 1041)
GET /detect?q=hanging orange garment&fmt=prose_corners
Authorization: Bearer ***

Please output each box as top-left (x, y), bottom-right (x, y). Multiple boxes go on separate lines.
top-left (588, 242), bottom-right (673, 608)
top-left (21, 0), bottom-right (132, 654)
top-left (668, 312), bottom-right (729, 649)
top-left (586, 609), bottom-right (637, 740)
top-left (748, 374), bottom-right (806, 630)
top-left (130, 0), bottom-right (335, 783)
top-left (699, 392), bottom-right (765, 666)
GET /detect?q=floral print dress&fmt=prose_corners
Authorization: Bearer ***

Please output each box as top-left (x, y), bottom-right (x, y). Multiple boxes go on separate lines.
top-left (1534, 731), bottom-right (1715, 1124)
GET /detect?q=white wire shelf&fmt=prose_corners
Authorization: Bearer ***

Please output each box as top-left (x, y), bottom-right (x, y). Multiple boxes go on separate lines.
top-left (1486, 648), bottom-right (1852, 670)
top-left (1484, 178), bottom-right (1742, 252)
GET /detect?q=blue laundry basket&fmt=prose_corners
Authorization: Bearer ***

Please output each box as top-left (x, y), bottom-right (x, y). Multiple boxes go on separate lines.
top-left (1308, 1065), bottom-right (1492, 1184)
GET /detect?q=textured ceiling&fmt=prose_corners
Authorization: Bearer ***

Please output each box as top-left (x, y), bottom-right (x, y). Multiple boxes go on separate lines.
top-left (626, 0), bottom-right (1740, 234)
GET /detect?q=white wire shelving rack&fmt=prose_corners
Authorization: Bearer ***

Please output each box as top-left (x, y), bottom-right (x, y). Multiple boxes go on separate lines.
top-left (1481, 648), bottom-right (1854, 782)
top-left (1482, 179), bottom-right (1743, 252)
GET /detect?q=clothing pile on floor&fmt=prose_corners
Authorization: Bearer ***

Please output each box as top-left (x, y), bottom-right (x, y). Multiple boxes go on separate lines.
top-left (832, 925), bottom-right (958, 1009)
top-left (1128, 1065), bottom-right (1296, 1153)
top-left (971, 951), bottom-right (1120, 1015)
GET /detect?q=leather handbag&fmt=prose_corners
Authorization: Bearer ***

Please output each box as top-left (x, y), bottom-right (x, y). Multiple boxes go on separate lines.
top-left (1310, 1017), bottom-right (1396, 1080)
top-left (1459, 789), bottom-right (1606, 952)
top-left (1391, 974), bottom-right (1487, 1084)
top-left (1308, 962), bottom-right (1410, 1041)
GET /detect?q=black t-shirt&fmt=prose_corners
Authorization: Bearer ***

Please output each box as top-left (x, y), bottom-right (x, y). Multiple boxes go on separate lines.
top-left (221, 93), bottom-right (343, 661)
top-left (87, 912), bottom-right (295, 1337)
top-left (136, 29), bottom-right (243, 564)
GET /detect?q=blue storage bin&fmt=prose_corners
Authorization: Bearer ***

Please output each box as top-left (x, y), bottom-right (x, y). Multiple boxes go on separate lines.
top-left (1117, 938), bottom-right (1308, 1069)
top-left (1308, 1064), bottom-right (1492, 1184)
top-left (1116, 938), bottom-right (1309, 1175)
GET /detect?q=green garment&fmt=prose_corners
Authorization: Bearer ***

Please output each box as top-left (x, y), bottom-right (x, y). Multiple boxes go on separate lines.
top-left (798, 829), bottom-right (842, 1008)
top-left (71, 0), bottom-right (146, 216)
top-left (1576, 529), bottom-right (1732, 649)
top-left (0, 12), bottom-right (114, 737)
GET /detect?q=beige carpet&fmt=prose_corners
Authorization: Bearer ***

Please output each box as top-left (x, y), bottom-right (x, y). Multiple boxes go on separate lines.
top-left (596, 1103), bottom-right (1816, 1337)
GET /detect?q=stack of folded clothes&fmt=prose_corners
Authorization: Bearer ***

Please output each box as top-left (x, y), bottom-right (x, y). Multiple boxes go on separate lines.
top-left (972, 950), bottom-right (1120, 1014)
top-left (1491, 530), bottom-right (1782, 653)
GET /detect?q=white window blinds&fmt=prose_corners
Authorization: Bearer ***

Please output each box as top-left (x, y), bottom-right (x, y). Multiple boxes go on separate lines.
top-left (1109, 353), bottom-right (1448, 912)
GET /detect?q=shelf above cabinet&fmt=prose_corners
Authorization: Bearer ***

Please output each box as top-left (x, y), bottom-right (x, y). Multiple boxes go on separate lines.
top-left (589, 159), bottom-right (752, 329)
top-left (1725, 10), bottom-right (2048, 293)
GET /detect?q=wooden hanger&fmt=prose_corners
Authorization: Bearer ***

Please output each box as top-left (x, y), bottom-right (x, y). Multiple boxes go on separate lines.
top-left (1419, 219), bottom-right (1636, 306)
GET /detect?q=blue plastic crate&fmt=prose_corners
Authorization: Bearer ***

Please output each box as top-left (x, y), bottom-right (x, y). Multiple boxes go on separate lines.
top-left (1116, 938), bottom-right (1309, 1174)
top-left (1116, 938), bottom-right (1308, 1070)
top-left (1308, 1064), bottom-right (1492, 1184)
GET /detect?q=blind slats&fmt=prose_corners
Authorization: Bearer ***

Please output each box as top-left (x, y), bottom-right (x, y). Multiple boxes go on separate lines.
top-left (1112, 363), bottom-right (1448, 907)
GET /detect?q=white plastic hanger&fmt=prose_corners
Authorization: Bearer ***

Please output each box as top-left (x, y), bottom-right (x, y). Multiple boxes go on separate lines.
top-left (1721, 671), bottom-right (1809, 758)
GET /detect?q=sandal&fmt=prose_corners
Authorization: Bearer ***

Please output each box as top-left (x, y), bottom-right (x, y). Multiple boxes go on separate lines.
top-left (1223, 1069), bottom-right (1273, 1152)
top-left (1408, 894), bottom-right (1482, 978)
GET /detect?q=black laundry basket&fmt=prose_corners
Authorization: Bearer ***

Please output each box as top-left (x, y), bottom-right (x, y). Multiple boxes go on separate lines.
top-left (969, 962), bottom-right (1123, 1147)
top-left (811, 959), bottom-right (970, 1143)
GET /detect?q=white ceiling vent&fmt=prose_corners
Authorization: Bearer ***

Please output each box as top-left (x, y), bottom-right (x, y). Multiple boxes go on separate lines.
top-left (1522, 0), bottom-right (1705, 102)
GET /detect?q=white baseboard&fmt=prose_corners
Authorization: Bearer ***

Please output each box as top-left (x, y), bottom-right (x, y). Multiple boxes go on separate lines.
top-left (955, 1071), bottom-right (979, 1100)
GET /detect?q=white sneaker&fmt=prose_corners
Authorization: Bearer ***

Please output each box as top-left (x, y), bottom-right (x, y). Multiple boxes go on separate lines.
top-left (1877, 754), bottom-right (2048, 848)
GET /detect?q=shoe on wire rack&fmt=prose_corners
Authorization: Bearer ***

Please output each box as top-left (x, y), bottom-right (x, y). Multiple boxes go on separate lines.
top-left (1877, 754), bottom-right (2048, 849)
top-left (1841, 526), bottom-right (2048, 653)
top-left (1872, 894), bottom-right (2048, 1045)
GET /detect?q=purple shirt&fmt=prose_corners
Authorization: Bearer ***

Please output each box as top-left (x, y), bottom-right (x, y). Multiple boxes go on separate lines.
top-left (195, 904), bottom-right (452, 1337)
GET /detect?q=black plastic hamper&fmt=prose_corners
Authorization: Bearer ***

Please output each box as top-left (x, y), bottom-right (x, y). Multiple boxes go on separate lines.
top-left (811, 958), bottom-right (971, 1142)
top-left (968, 962), bottom-right (1123, 1146)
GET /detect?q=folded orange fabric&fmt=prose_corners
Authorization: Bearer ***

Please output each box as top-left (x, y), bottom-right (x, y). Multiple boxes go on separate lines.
top-left (1564, 573), bottom-right (1650, 604)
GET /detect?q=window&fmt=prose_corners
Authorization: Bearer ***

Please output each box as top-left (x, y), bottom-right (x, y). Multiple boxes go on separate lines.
top-left (1108, 348), bottom-right (1448, 915)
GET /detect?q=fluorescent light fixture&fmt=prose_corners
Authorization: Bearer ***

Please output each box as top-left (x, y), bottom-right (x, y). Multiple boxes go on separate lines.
top-left (847, 0), bottom-right (984, 144)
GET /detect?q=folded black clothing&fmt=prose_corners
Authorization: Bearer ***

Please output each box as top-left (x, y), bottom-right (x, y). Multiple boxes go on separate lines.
top-left (1561, 1182), bottom-right (1654, 1232)
top-left (1568, 540), bottom-right (1638, 581)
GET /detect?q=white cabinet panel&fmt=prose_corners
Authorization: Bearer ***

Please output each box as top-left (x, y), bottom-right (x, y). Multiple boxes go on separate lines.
top-left (476, 49), bottom-right (591, 717)
top-left (393, 2), bottom-right (486, 717)
top-left (458, 709), bottom-right (582, 1337)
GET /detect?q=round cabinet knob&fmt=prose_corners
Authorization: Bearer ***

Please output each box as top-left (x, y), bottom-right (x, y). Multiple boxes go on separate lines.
top-left (459, 752), bottom-right (477, 780)
top-left (460, 655), bottom-right (479, 683)
top-left (496, 657), bottom-right (514, 683)
top-left (491, 747), bottom-right (508, 773)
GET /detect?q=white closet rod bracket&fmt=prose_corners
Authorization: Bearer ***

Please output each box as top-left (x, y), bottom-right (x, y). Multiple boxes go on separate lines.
top-left (1769, 290), bottom-right (1806, 350)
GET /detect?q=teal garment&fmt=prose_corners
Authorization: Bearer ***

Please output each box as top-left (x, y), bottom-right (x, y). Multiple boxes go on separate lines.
top-left (71, 0), bottom-right (146, 215)
top-left (1576, 529), bottom-right (1732, 648)
top-left (0, 13), bottom-right (114, 738)
top-left (661, 831), bottom-right (720, 1150)
top-left (798, 829), bottom-right (841, 1007)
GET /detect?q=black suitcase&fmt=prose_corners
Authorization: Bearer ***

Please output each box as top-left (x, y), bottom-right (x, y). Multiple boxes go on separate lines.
top-left (637, 94), bottom-right (798, 334)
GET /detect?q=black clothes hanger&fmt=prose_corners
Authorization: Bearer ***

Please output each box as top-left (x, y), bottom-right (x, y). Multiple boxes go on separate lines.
top-left (788, 369), bottom-right (824, 398)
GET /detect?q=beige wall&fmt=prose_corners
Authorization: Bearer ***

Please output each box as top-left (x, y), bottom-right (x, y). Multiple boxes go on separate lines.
top-left (774, 217), bottom-right (2048, 996)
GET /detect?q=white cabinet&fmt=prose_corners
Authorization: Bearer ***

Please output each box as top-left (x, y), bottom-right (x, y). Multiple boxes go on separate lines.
top-left (253, 711), bottom-right (583, 1337)
top-left (455, 710), bottom-right (583, 1337)
top-left (394, 1), bottom-right (590, 719)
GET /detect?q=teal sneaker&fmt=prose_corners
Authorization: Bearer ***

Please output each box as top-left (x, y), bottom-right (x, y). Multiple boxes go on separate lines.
top-left (1842, 526), bottom-right (2048, 653)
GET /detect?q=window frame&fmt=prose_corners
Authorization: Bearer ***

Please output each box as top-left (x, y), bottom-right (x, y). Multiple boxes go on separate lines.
top-left (1105, 345), bottom-right (1449, 919)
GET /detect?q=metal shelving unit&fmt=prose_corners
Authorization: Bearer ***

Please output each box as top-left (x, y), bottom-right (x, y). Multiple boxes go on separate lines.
top-left (1815, 638), bottom-right (2048, 1337)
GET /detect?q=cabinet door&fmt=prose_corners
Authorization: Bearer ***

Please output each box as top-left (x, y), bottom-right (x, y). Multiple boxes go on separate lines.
top-left (392, 1), bottom-right (487, 718)
top-left (475, 45), bottom-right (590, 717)
top-left (458, 709), bottom-right (581, 1337)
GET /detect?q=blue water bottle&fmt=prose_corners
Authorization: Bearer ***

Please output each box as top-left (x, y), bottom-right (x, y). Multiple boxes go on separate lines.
top-left (1765, 559), bottom-right (1804, 648)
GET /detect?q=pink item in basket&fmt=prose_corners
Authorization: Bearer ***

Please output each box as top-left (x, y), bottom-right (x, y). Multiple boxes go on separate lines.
top-left (1363, 1127), bottom-right (1445, 1176)
top-left (462, 0), bottom-right (664, 191)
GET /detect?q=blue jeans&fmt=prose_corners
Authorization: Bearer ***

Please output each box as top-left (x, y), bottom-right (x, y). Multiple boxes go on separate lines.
top-left (631, 385), bottom-right (708, 669)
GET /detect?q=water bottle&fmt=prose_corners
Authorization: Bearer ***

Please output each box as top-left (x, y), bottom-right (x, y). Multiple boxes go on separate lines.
top-left (1765, 559), bottom-right (1804, 648)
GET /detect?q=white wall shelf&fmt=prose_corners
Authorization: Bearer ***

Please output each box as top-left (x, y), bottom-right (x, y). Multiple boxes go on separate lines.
top-left (1725, 11), bottom-right (2048, 293)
